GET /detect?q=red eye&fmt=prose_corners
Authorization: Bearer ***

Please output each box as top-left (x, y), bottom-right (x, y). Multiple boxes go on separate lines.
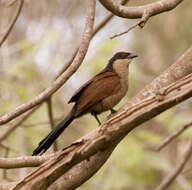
top-left (121, 54), bottom-right (127, 59)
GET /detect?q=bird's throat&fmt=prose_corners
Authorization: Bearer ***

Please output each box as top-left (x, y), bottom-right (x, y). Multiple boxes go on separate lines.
top-left (113, 60), bottom-right (129, 80)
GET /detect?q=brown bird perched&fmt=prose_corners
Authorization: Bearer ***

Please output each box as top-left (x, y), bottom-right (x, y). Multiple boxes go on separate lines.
top-left (32, 52), bottom-right (138, 155)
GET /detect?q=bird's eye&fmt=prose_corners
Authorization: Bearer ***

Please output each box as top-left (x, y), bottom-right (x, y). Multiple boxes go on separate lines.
top-left (121, 54), bottom-right (127, 59)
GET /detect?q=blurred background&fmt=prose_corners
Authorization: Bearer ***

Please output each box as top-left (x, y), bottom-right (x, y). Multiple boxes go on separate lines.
top-left (0, 0), bottom-right (192, 189)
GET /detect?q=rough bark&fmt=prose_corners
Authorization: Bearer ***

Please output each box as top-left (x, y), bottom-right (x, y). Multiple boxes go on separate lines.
top-left (99, 0), bottom-right (183, 19)
top-left (6, 46), bottom-right (192, 190)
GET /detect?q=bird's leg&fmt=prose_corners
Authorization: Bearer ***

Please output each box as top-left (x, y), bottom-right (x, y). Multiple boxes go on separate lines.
top-left (110, 108), bottom-right (117, 114)
top-left (91, 113), bottom-right (101, 126)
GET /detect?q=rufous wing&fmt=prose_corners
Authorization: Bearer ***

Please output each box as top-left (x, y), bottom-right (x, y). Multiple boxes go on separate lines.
top-left (74, 72), bottom-right (121, 116)
top-left (68, 71), bottom-right (119, 103)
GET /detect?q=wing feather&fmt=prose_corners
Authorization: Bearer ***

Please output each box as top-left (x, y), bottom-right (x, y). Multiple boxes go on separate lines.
top-left (75, 72), bottom-right (121, 116)
top-left (68, 71), bottom-right (118, 103)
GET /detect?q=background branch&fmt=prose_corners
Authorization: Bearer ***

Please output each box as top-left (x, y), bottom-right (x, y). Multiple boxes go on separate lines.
top-left (0, 153), bottom-right (59, 169)
top-left (0, 0), bottom-right (95, 125)
top-left (0, 106), bottom-right (40, 143)
top-left (54, 0), bottom-right (129, 79)
top-left (0, 0), bottom-right (24, 47)
top-left (156, 120), bottom-right (192, 151)
top-left (99, 0), bottom-right (183, 19)
top-left (100, 0), bottom-right (183, 38)
top-left (156, 137), bottom-right (192, 190)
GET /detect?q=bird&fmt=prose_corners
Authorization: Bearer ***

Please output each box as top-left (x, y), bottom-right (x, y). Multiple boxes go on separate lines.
top-left (32, 52), bottom-right (138, 155)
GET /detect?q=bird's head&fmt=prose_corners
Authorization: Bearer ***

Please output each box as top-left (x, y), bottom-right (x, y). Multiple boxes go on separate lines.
top-left (106, 52), bottom-right (138, 71)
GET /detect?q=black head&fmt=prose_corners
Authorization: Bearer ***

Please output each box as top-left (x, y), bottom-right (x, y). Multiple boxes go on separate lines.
top-left (105, 52), bottom-right (138, 71)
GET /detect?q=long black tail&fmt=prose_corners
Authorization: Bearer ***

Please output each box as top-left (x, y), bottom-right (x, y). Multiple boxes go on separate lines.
top-left (32, 108), bottom-right (75, 156)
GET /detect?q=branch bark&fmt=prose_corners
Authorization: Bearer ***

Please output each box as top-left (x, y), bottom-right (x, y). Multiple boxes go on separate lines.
top-left (0, 106), bottom-right (40, 143)
top-left (0, 0), bottom-right (95, 125)
top-left (156, 138), bottom-right (192, 190)
top-left (156, 120), bottom-right (192, 151)
top-left (54, 0), bottom-right (129, 79)
top-left (99, 0), bottom-right (183, 37)
top-left (5, 45), bottom-right (192, 190)
top-left (99, 0), bottom-right (183, 19)
top-left (0, 154), bottom-right (59, 169)
top-left (0, 0), bottom-right (118, 144)
top-left (0, 0), bottom-right (190, 189)
top-left (0, 0), bottom-right (24, 47)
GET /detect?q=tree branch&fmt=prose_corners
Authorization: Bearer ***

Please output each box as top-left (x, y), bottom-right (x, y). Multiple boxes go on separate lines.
top-left (9, 46), bottom-right (192, 190)
top-left (156, 120), bottom-right (192, 151)
top-left (0, 0), bottom-right (95, 125)
top-left (0, 0), bottom-right (117, 143)
top-left (0, 0), bottom-right (24, 47)
top-left (0, 106), bottom-right (39, 143)
top-left (110, 21), bottom-right (140, 39)
top-left (99, 0), bottom-right (183, 19)
top-left (0, 0), bottom-right (128, 126)
top-left (155, 138), bottom-right (192, 190)
top-left (0, 45), bottom-right (191, 190)
top-left (0, 153), bottom-right (60, 169)
top-left (100, 0), bottom-right (183, 38)
top-left (54, 0), bottom-right (129, 80)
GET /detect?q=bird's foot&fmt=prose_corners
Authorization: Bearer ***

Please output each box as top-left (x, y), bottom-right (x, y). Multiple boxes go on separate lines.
top-left (91, 113), bottom-right (102, 126)
top-left (110, 108), bottom-right (117, 114)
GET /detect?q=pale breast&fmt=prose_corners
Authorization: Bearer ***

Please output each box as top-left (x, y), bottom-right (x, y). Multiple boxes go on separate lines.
top-left (101, 78), bottom-right (128, 111)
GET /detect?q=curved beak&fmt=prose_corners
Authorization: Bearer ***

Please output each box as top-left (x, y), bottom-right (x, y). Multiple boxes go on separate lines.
top-left (128, 53), bottom-right (138, 59)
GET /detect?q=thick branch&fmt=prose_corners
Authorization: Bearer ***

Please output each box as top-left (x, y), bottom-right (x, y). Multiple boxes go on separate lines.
top-left (121, 46), bottom-right (192, 109)
top-left (10, 46), bottom-right (192, 190)
top-left (100, 0), bottom-right (183, 37)
top-left (99, 0), bottom-right (183, 19)
top-left (0, 46), bottom-right (191, 190)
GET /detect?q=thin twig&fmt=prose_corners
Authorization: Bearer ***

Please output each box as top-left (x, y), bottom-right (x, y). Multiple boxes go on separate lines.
top-left (100, 0), bottom-right (183, 39)
top-left (155, 137), bottom-right (192, 190)
top-left (110, 21), bottom-right (140, 39)
top-left (0, 143), bottom-right (10, 179)
top-left (156, 121), bottom-right (192, 151)
top-left (110, 8), bottom-right (150, 39)
top-left (54, 0), bottom-right (128, 79)
top-left (54, 47), bottom-right (78, 80)
top-left (164, 153), bottom-right (192, 190)
top-left (0, 0), bottom-right (127, 125)
top-left (0, 106), bottom-right (40, 143)
top-left (0, 0), bottom-right (24, 47)
top-left (46, 97), bottom-right (58, 152)
top-left (54, 12), bottom-right (112, 80)
top-left (0, 153), bottom-right (60, 169)
top-left (0, 0), bottom-right (95, 125)
top-left (99, 0), bottom-right (183, 19)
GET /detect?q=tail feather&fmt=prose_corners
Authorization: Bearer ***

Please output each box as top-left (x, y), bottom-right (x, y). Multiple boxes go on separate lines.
top-left (32, 109), bottom-right (75, 156)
